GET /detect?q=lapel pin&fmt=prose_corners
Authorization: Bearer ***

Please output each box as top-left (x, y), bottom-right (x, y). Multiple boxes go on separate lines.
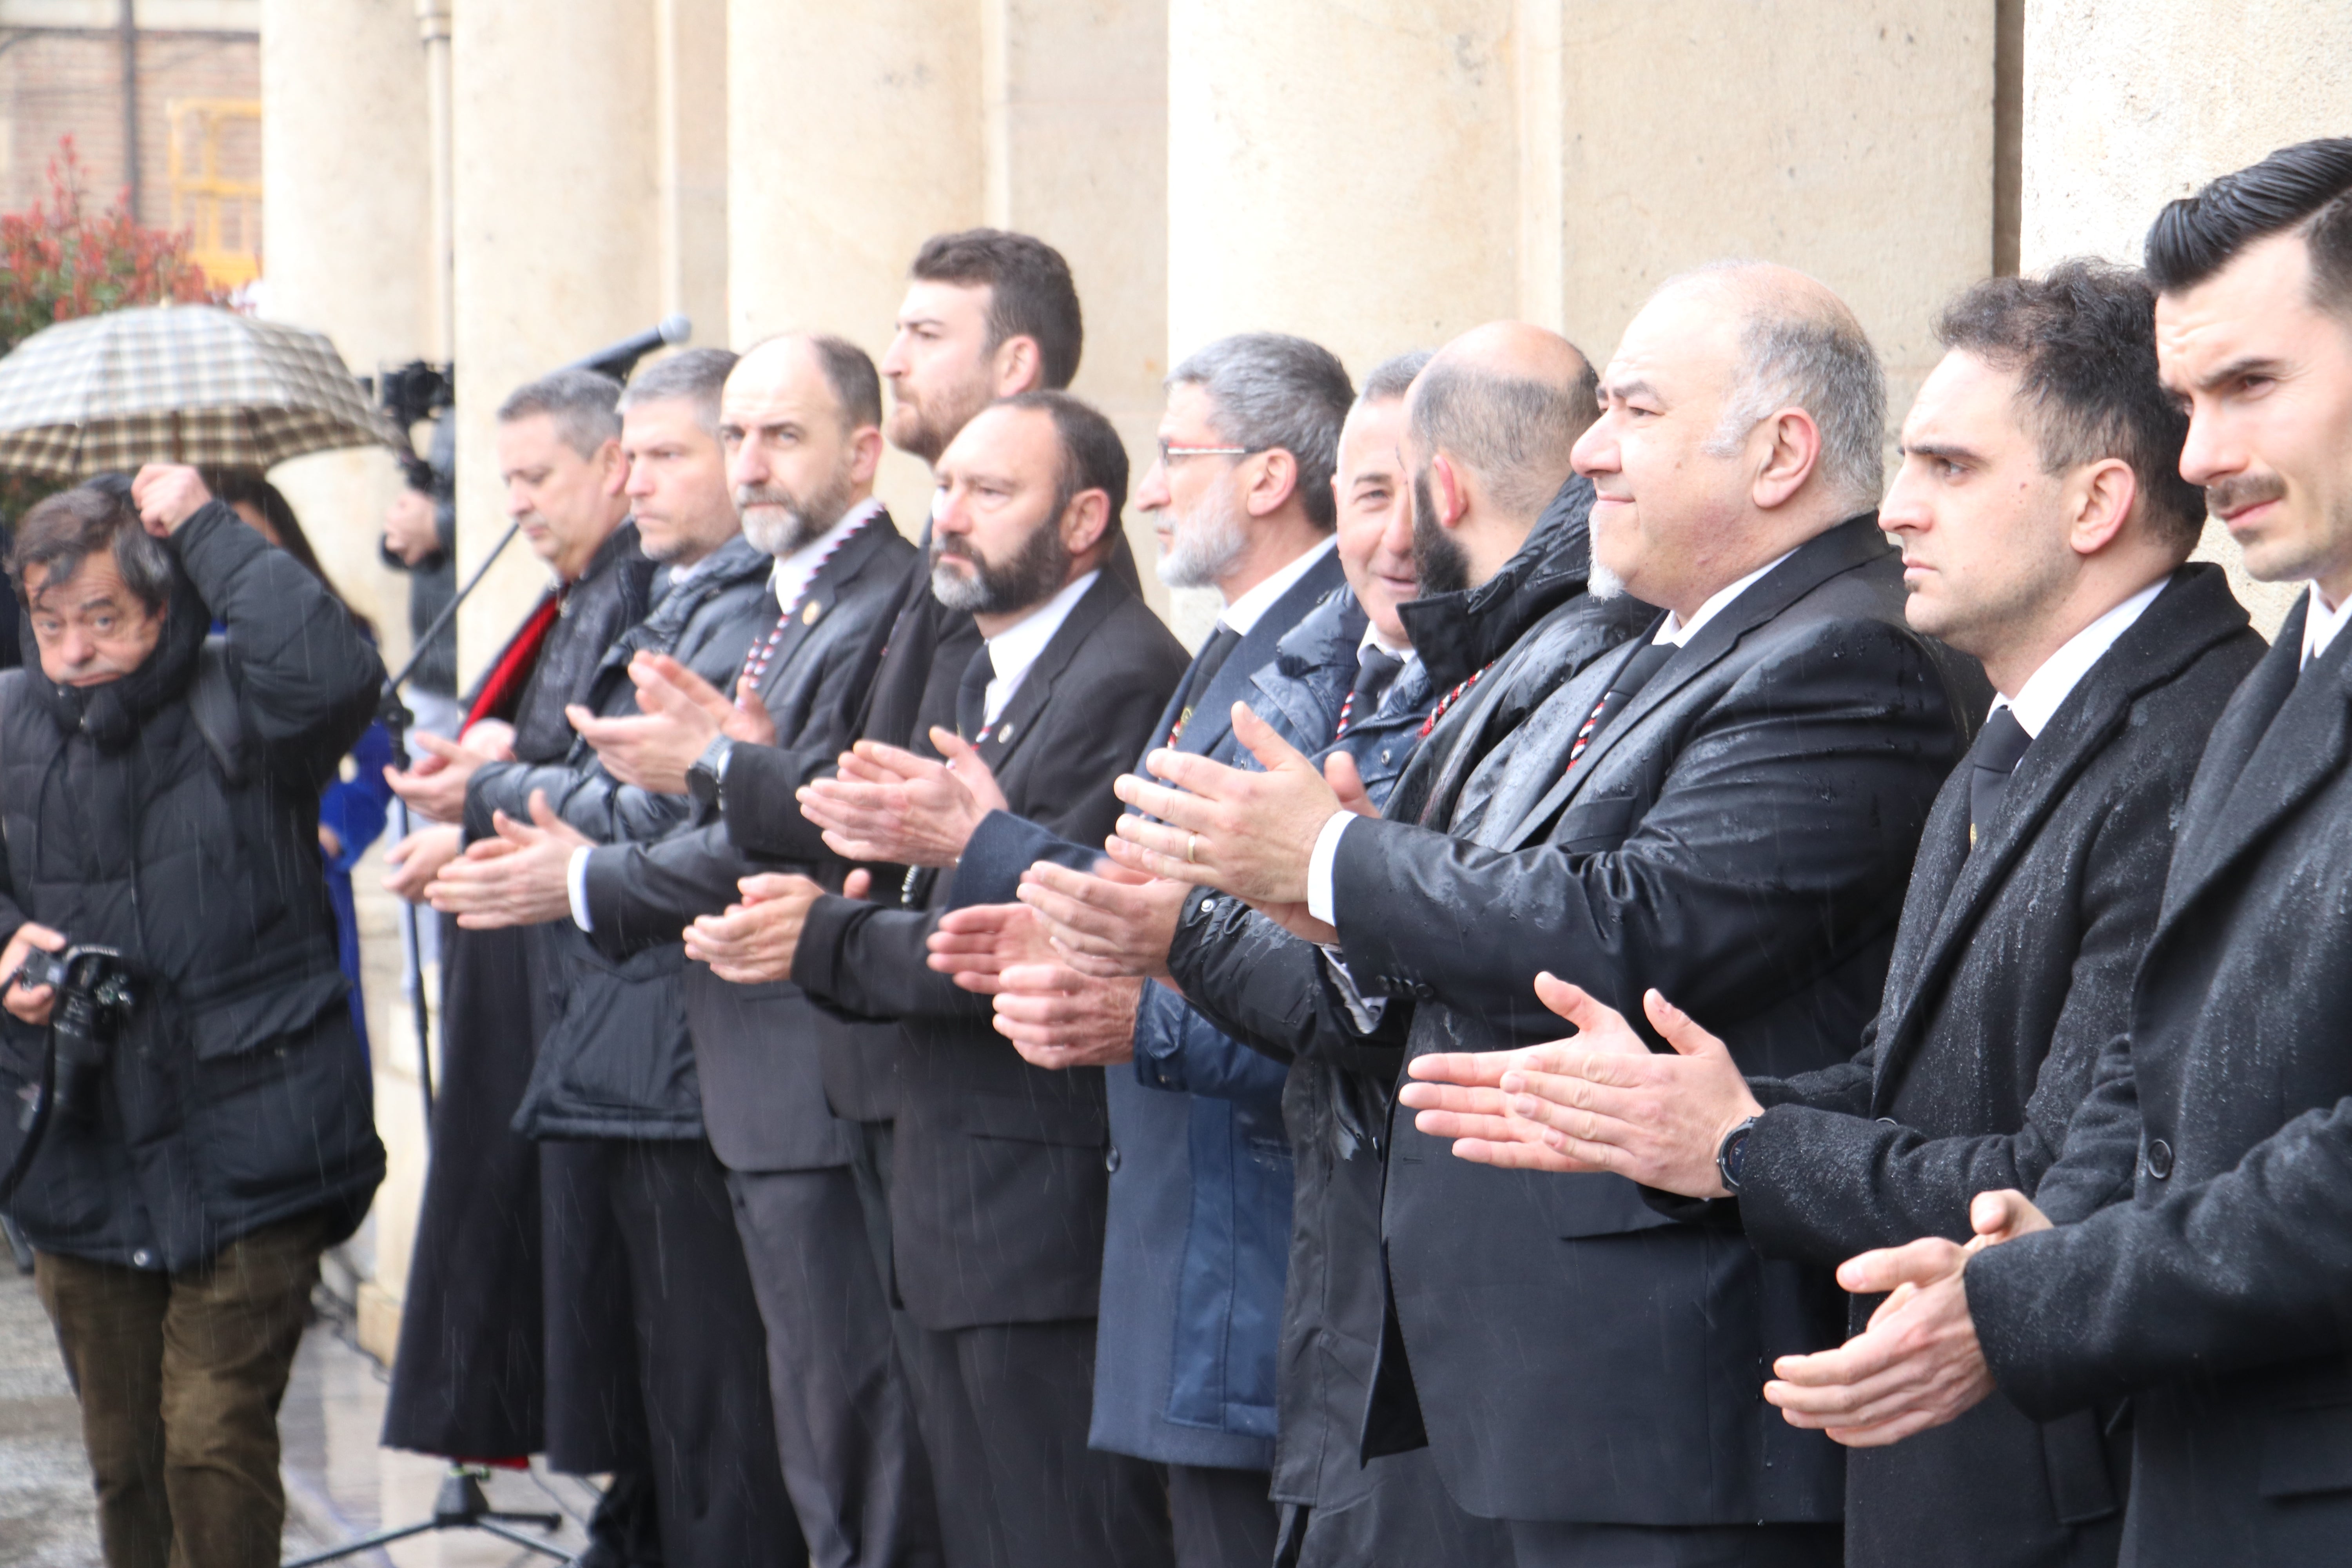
top-left (803, 600), bottom-right (823, 624)
top-left (998, 723), bottom-right (1014, 742)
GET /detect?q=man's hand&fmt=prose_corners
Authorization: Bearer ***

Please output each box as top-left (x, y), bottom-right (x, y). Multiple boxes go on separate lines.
top-left (928, 902), bottom-right (1058, 995)
top-left (799, 729), bottom-right (1007, 867)
top-left (1402, 973), bottom-right (1665, 1171)
top-left (382, 824), bottom-right (463, 903)
top-left (1409, 982), bottom-right (1761, 1197)
top-left (426, 792), bottom-right (595, 929)
top-left (1014, 859), bottom-right (1185, 982)
top-left (991, 963), bottom-right (1143, 1070)
top-left (683, 872), bottom-right (825, 984)
top-left (572, 652), bottom-right (776, 794)
top-left (1102, 704), bottom-right (1337, 902)
top-left (0, 922), bottom-right (67, 1027)
top-left (1764, 1189), bottom-right (2048, 1446)
top-left (383, 486), bottom-right (441, 565)
top-left (130, 465), bottom-right (212, 536)
top-left (385, 730), bottom-right (505, 824)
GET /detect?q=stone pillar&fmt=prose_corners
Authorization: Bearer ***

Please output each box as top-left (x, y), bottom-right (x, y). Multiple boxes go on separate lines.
top-left (2020, 0), bottom-right (2352, 637)
top-left (450, 0), bottom-right (663, 671)
top-left (1538, 1), bottom-right (1996, 447)
top-left (726, 0), bottom-right (982, 529)
top-left (1165, 0), bottom-right (1519, 638)
top-left (258, 0), bottom-right (431, 655)
top-left (258, 0), bottom-right (435, 1363)
top-left (656, 0), bottom-right (729, 338)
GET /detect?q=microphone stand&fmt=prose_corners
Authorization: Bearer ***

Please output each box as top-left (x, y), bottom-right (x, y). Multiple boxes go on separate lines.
top-left (379, 519), bottom-right (520, 1139)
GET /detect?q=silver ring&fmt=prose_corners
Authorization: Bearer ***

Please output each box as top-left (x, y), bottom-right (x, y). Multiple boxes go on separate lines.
top-left (1186, 833), bottom-right (1199, 865)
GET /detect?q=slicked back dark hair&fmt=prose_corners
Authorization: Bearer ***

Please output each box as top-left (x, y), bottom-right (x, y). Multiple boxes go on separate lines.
top-left (996, 389), bottom-right (1129, 533)
top-left (911, 229), bottom-right (1084, 389)
top-left (2145, 137), bottom-right (2352, 316)
top-left (1936, 260), bottom-right (2208, 546)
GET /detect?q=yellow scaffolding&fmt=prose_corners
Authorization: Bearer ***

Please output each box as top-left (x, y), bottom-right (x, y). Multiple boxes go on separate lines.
top-left (167, 98), bottom-right (263, 289)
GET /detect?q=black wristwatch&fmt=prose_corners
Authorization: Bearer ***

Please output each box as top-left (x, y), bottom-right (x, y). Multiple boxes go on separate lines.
top-left (1715, 1116), bottom-right (1759, 1195)
top-left (686, 736), bottom-right (735, 810)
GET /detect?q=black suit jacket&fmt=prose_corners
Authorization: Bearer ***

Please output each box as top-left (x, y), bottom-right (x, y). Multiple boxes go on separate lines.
top-left (1731, 564), bottom-right (2260, 1567)
top-left (1343, 515), bottom-right (1976, 1524)
top-left (577, 514), bottom-right (915, 1170)
top-left (1967, 598), bottom-right (2352, 1563)
top-left (789, 573), bottom-right (1189, 1332)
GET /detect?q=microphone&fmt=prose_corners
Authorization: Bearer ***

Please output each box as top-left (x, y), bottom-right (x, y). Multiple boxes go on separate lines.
top-left (564, 313), bottom-right (692, 381)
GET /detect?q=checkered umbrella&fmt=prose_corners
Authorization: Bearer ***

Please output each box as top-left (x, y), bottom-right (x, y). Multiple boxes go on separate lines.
top-left (0, 304), bottom-right (392, 482)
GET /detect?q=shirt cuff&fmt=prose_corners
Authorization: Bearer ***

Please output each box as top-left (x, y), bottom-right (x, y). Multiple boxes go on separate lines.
top-left (568, 846), bottom-right (595, 932)
top-left (1319, 947), bottom-right (1388, 1033)
top-left (1306, 811), bottom-right (1356, 928)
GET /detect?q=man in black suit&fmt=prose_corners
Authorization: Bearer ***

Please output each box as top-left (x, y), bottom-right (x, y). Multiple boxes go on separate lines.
top-left (1404, 261), bottom-right (2265, 1568)
top-left (1109, 264), bottom-right (1978, 1566)
top-left (419, 335), bottom-right (937, 1568)
top-left (1751, 139), bottom-right (2352, 1567)
top-left (677, 392), bottom-right (1190, 1568)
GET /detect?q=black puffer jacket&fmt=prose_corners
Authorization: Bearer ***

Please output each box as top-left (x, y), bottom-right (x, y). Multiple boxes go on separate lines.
top-left (0, 501), bottom-right (387, 1270)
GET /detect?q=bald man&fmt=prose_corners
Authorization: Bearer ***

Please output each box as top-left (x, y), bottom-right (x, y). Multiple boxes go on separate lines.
top-left (1114, 271), bottom-right (1982, 1565)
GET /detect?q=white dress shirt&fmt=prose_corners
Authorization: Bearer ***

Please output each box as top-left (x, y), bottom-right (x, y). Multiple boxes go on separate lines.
top-left (2303, 582), bottom-right (2352, 669)
top-left (978, 570), bottom-right (1100, 728)
top-left (1991, 576), bottom-right (2165, 739)
top-left (1216, 534), bottom-right (1337, 641)
top-left (568, 499), bottom-right (887, 932)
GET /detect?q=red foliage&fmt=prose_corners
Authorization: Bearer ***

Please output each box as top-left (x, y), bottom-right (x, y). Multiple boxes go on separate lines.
top-left (0, 136), bottom-right (234, 357)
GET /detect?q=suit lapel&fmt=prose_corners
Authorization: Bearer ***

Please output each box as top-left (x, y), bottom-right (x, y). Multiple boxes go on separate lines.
top-left (2160, 604), bottom-right (2350, 929)
top-left (969, 574), bottom-right (1124, 774)
top-left (1495, 517), bottom-right (1893, 851)
top-left (1156, 547), bottom-right (1347, 766)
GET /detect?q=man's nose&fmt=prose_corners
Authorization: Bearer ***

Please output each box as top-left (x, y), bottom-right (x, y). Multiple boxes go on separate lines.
top-left (505, 482), bottom-right (532, 519)
top-left (1879, 467), bottom-right (1931, 534)
top-left (729, 439), bottom-right (766, 492)
top-left (1134, 458), bottom-right (1172, 511)
top-left (879, 335), bottom-right (911, 377)
top-left (2176, 405), bottom-right (2236, 490)
top-left (56, 628), bottom-right (92, 666)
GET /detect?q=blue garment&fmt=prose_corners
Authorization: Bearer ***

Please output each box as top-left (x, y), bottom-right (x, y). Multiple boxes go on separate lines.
top-left (952, 551), bottom-right (1353, 1468)
top-left (319, 718), bottom-right (395, 1052)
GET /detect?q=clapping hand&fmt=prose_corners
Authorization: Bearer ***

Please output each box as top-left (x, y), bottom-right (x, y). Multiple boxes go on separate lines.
top-left (683, 871), bottom-right (828, 984)
top-left (572, 653), bottom-right (775, 794)
top-left (991, 962), bottom-right (1143, 1070)
top-left (927, 901), bottom-right (1059, 995)
top-left (426, 791), bottom-right (595, 929)
top-left (799, 728), bottom-right (1008, 867)
top-left (385, 725), bottom-right (513, 825)
top-left (1015, 858), bottom-right (1185, 982)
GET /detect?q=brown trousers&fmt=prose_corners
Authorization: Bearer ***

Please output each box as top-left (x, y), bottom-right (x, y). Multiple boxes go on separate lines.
top-left (35, 1213), bottom-right (328, 1568)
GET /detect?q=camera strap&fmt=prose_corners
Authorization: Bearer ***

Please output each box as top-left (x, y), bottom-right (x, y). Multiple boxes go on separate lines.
top-left (187, 637), bottom-right (249, 786)
top-left (0, 1021), bottom-right (58, 1208)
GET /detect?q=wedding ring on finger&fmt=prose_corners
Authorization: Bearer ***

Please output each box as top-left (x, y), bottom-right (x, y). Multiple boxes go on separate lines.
top-left (1186, 832), bottom-right (1200, 865)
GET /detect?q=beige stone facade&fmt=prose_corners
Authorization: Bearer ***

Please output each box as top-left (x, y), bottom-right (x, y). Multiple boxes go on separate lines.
top-left (17, 0), bottom-right (2326, 1342)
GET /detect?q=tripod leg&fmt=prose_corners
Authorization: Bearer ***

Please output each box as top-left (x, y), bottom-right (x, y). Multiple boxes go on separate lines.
top-left (466, 1519), bottom-right (574, 1559)
top-left (278, 1517), bottom-right (437, 1567)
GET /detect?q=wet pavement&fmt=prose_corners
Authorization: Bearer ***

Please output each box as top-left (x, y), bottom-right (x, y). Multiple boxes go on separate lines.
top-left (0, 1260), bottom-right (598, 1567)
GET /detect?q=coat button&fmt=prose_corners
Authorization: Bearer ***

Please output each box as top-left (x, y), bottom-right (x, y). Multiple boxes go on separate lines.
top-left (1104, 1145), bottom-right (1122, 1174)
top-left (1200, 897), bottom-right (1218, 915)
top-left (2145, 1138), bottom-right (2174, 1180)
top-left (132, 1249), bottom-right (154, 1268)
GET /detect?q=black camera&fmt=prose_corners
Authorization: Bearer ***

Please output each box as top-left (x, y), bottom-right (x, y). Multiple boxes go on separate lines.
top-left (10, 945), bottom-right (134, 1128)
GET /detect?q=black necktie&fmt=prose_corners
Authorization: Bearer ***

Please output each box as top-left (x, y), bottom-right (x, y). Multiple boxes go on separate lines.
top-left (1337, 647), bottom-right (1405, 737)
top-left (955, 643), bottom-right (996, 744)
top-left (1967, 706), bottom-right (2033, 849)
top-left (1564, 641), bottom-right (1676, 770)
top-left (1168, 623), bottom-right (1245, 746)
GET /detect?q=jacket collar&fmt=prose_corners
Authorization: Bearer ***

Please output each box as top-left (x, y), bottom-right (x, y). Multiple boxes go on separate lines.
top-left (1398, 473), bottom-right (1601, 691)
top-left (1870, 563), bottom-right (2254, 1101)
top-left (1151, 546), bottom-right (1349, 761)
top-left (967, 570), bottom-right (1128, 770)
top-left (755, 506), bottom-right (900, 680)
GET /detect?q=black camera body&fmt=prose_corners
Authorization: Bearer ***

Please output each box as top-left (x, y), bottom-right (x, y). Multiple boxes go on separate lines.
top-left (10, 944), bottom-right (134, 1128)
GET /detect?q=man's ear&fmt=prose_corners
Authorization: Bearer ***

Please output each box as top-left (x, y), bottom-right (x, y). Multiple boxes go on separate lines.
top-left (849, 425), bottom-right (886, 486)
top-left (2067, 457), bottom-right (2139, 558)
top-left (1061, 489), bottom-right (1113, 560)
top-left (992, 334), bottom-right (1044, 397)
top-left (1244, 447), bottom-right (1301, 519)
top-left (596, 437), bottom-right (629, 497)
top-left (1428, 452), bottom-right (1467, 532)
top-left (1751, 407), bottom-right (1824, 511)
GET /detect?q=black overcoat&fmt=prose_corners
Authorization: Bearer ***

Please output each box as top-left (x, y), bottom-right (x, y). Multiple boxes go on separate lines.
top-left (1733, 563), bottom-right (2261, 1567)
top-left (1967, 596), bottom-right (2352, 1564)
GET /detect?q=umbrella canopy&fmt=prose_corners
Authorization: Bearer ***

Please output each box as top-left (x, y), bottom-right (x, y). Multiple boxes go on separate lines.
top-left (0, 304), bottom-right (392, 481)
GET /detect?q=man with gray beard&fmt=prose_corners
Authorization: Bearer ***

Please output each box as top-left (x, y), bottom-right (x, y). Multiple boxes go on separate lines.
top-left (442, 335), bottom-right (939, 1568)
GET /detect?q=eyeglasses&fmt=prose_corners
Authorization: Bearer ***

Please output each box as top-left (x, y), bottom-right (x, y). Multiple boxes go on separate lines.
top-left (1157, 440), bottom-right (1254, 466)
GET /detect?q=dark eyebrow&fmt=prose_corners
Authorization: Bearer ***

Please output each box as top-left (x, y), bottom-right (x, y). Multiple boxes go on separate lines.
top-left (1601, 376), bottom-right (1659, 404)
top-left (2191, 353), bottom-right (2289, 394)
top-left (1900, 440), bottom-right (1984, 465)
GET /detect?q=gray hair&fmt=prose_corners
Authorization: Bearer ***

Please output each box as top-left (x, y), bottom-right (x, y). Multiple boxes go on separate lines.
top-left (1167, 332), bottom-right (1354, 529)
top-left (1409, 355), bottom-right (1598, 517)
top-left (1357, 349), bottom-right (1433, 406)
top-left (619, 347), bottom-right (739, 437)
top-left (497, 367), bottom-right (624, 458)
top-left (1679, 261), bottom-right (1886, 507)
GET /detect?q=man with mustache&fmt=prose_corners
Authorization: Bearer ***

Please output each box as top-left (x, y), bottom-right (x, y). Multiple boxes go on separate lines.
top-left (1746, 138), bottom-right (2352, 1567)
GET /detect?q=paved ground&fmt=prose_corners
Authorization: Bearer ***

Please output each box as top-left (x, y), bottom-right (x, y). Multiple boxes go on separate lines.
top-left (0, 1260), bottom-right (597, 1567)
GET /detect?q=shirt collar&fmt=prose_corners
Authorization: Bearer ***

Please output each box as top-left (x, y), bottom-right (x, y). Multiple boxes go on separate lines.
top-left (1654, 549), bottom-right (1795, 648)
top-left (982, 570), bottom-right (1101, 723)
top-left (767, 497), bottom-right (882, 616)
top-left (1359, 618), bottom-right (1416, 664)
top-left (2303, 581), bottom-right (2352, 669)
top-left (1220, 535), bottom-right (1337, 638)
top-left (1989, 576), bottom-right (2166, 738)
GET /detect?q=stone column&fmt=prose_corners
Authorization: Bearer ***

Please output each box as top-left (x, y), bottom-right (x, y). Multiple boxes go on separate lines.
top-left (1539, 1), bottom-right (1996, 446)
top-left (450, 0), bottom-right (663, 669)
top-left (727, 0), bottom-right (982, 529)
top-left (656, 0), bottom-right (730, 338)
top-left (2020, 0), bottom-right (2352, 637)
